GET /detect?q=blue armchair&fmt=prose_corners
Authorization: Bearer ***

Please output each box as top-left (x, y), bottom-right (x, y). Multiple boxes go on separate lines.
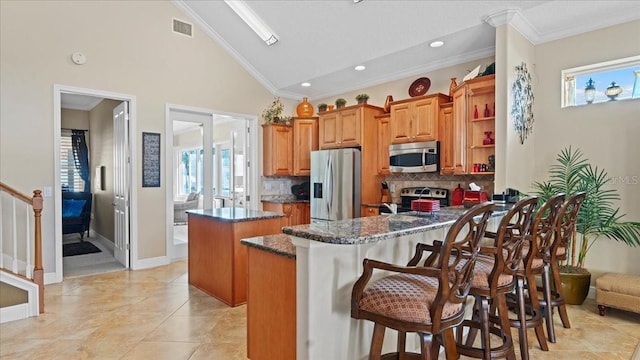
top-left (62, 191), bottom-right (92, 240)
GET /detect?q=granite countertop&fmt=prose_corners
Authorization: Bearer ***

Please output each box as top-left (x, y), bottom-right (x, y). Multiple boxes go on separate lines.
top-left (261, 199), bottom-right (310, 204)
top-left (187, 207), bottom-right (285, 223)
top-left (241, 234), bottom-right (296, 259)
top-left (282, 205), bottom-right (510, 245)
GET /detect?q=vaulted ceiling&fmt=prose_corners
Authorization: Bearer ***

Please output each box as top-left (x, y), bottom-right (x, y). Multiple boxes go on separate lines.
top-left (174, 1), bottom-right (639, 100)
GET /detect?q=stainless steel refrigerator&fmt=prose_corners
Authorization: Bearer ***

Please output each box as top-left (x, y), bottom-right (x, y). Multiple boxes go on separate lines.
top-left (310, 148), bottom-right (361, 221)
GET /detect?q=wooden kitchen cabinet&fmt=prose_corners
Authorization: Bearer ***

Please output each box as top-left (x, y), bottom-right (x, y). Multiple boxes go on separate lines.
top-left (318, 106), bottom-right (361, 149)
top-left (263, 201), bottom-right (310, 226)
top-left (389, 93), bottom-right (449, 144)
top-left (438, 102), bottom-right (455, 174)
top-left (376, 114), bottom-right (391, 175)
top-left (262, 124), bottom-right (293, 176)
top-left (452, 85), bottom-right (468, 174)
top-left (361, 205), bottom-right (379, 217)
top-left (292, 116), bottom-right (318, 176)
top-left (463, 75), bottom-right (495, 174)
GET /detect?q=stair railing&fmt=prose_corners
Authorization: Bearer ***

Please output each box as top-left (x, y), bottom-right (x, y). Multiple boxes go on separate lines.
top-left (0, 182), bottom-right (44, 313)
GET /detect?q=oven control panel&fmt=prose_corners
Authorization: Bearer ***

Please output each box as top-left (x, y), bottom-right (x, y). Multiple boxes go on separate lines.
top-left (400, 187), bottom-right (449, 199)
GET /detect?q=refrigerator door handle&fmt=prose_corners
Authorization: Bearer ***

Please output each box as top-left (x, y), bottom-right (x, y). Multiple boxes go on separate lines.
top-left (326, 153), bottom-right (333, 215)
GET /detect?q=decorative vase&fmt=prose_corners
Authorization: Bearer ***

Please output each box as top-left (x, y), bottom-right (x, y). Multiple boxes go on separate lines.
top-left (483, 131), bottom-right (493, 145)
top-left (384, 95), bottom-right (394, 113)
top-left (448, 78), bottom-right (457, 99)
top-left (327, 105), bottom-right (335, 111)
top-left (559, 271), bottom-right (591, 305)
top-left (296, 97), bottom-right (314, 117)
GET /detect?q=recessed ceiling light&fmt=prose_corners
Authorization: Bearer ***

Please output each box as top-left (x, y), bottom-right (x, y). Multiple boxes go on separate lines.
top-left (429, 40), bottom-right (445, 48)
top-left (301, 82), bottom-right (311, 87)
top-left (354, 65), bottom-right (366, 71)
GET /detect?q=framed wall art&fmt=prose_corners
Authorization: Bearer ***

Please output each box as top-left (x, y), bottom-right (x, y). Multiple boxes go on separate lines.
top-left (142, 132), bottom-right (161, 187)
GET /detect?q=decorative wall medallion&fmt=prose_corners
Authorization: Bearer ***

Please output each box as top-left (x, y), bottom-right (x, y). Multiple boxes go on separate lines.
top-left (511, 62), bottom-right (534, 144)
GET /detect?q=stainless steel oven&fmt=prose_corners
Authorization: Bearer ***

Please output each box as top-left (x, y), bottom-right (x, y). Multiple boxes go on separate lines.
top-left (389, 141), bottom-right (439, 173)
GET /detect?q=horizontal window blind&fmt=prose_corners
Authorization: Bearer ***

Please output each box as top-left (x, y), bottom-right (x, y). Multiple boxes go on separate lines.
top-left (60, 129), bottom-right (86, 192)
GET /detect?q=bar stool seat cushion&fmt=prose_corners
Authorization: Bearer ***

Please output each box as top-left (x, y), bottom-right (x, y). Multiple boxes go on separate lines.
top-left (471, 255), bottom-right (513, 289)
top-left (359, 273), bottom-right (462, 324)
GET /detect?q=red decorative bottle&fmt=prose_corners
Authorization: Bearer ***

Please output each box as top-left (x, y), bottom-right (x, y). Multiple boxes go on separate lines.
top-left (473, 105), bottom-right (478, 119)
top-left (484, 104), bottom-right (490, 117)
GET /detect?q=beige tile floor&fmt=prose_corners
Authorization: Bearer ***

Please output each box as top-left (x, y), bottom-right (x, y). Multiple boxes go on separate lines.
top-left (1, 260), bottom-right (638, 359)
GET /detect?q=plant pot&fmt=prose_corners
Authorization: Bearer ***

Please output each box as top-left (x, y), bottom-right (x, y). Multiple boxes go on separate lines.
top-left (357, 99), bottom-right (368, 105)
top-left (559, 269), bottom-right (591, 305)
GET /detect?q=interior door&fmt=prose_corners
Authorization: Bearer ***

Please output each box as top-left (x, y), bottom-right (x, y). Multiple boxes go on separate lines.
top-left (113, 102), bottom-right (130, 267)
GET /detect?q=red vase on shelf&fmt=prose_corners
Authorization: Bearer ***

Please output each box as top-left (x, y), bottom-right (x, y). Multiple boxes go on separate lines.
top-left (474, 105), bottom-right (479, 119)
top-left (484, 104), bottom-right (490, 117)
top-left (483, 131), bottom-right (494, 145)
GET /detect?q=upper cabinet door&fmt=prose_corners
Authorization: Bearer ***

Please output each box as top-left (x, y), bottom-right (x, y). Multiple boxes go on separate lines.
top-left (438, 103), bottom-right (454, 174)
top-left (338, 108), bottom-right (360, 147)
top-left (413, 97), bottom-right (438, 142)
top-left (262, 124), bottom-right (293, 176)
top-left (452, 85), bottom-right (468, 174)
top-left (293, 117), bottom-right (318, 176)
top-left (389, 102), bottom-right (412, 143)
top-left (318, 112), bottom-right (339, 149)
top-left (376, 115), bottom-right (391, 175)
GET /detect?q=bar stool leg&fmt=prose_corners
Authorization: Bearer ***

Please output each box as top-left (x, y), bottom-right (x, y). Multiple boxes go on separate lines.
top-left (441, 329), bottom-right (459, 360)
top-left (542, 263), bottom-right (556, 343)
top-left (496, 293), bottom-right (516, 360)
top-left (479, 297), bottom-right (491, 359)
top-left (370, 323), bottom-right (385, 360)
top-left (526, 272), bottom-right (549, 351)
top-left (551, 260), bottom-right (571, 328)
top-left (515, 277), bottom-right (530, 360)
top-left (397, 331), bottom-right (407, 360)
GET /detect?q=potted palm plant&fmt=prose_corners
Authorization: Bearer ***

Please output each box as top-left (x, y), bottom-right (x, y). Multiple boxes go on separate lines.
top-left (335, 98), bottom-right (347, 109)
top-left (531, 147), bottom-right (640, 304)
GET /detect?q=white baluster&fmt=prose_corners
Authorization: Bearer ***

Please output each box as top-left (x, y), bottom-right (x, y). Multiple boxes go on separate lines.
top-left (26, 204), bottom-right (32, 279)
top-left (12, 198), bottom-right (18, 273)
top-left (0, 193), bottom-right (3, 269)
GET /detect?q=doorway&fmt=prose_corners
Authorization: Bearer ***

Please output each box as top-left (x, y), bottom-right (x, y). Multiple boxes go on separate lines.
top-left (165, 104), bottom-right (258, 261)
top-left (53, 85), bottom-right (136, 281)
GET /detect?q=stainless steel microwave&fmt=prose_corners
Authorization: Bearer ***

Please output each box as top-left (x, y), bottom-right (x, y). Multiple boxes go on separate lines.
top-left (389, 141), bottom-right (440, 173)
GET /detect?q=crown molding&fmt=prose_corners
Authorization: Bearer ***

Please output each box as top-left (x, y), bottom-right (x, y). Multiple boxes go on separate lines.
top-left (483, 8), bottom-right (540, 44)
top-left (171, 0), bottom-right (278, 95)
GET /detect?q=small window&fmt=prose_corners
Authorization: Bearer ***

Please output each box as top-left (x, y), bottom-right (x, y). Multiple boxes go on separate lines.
top-left (562, 55), bottom-right (640, 108)
top-left (60, 129), bottom-right (87, 192)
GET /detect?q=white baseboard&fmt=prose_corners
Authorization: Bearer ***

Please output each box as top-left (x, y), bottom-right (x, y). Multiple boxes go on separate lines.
top-left (0, 271), bottom-right (38, 321)
top-left (44, 272), bottom-right (58, 285)
top-left (132, 256), bottom-right (169, 270)
top-left (0, 303), bottom-right (32, 324)
top-left (91, 230), bottom-right (115, 253)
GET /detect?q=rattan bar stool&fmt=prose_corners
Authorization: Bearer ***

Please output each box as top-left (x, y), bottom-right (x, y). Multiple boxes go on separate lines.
top-left (351, 202), bottom-right (494, 360)
top-left (507, 193), bottom-right (565, 360)
top-left (538, 192), bottom-right (586, 343)
top-left (455, 197), bottom-right (538, 360)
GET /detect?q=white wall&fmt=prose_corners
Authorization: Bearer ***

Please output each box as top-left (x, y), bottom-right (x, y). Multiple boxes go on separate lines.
top-left (533, 20), bottom-right (640, 277)
top-left (495, 24), bottom-right (536, 193)
top-left (89, 99), bottom-right (119, 242)
top-left (61, 109), bottom-right (90, 130)
top-left (0, 1), bottom-right (273, 272)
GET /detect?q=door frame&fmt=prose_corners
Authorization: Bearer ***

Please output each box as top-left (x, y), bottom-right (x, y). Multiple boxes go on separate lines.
top-left (53, 84), bottom-right (138, 283)
top-left (164, 104), bottom-right (259, 261)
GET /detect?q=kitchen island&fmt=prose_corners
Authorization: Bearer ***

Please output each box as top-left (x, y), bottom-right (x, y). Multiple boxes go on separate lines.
top-left (187, 208), bottom-right (285, 307)
top-left (279, 206), bottom-right (507, 360)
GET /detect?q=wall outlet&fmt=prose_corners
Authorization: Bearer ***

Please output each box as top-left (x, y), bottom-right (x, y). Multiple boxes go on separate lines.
top-left (389, 184), bottom-right (396, 193)
top-left (43, 186), bottom-right (52, 197)
top-left (280, 183), bottom-right (285, 191)
top-left (265, 182), bottom-right (272, 190)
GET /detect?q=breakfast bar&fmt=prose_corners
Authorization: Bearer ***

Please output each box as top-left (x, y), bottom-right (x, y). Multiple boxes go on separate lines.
top-left (280, 207), bottom-right (507, 360)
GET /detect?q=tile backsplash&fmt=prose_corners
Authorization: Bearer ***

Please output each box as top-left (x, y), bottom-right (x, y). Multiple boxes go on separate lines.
top-left (261, 176), bottom-right (308, 201)
top-left (384, 173), bottom-right (495, 204)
